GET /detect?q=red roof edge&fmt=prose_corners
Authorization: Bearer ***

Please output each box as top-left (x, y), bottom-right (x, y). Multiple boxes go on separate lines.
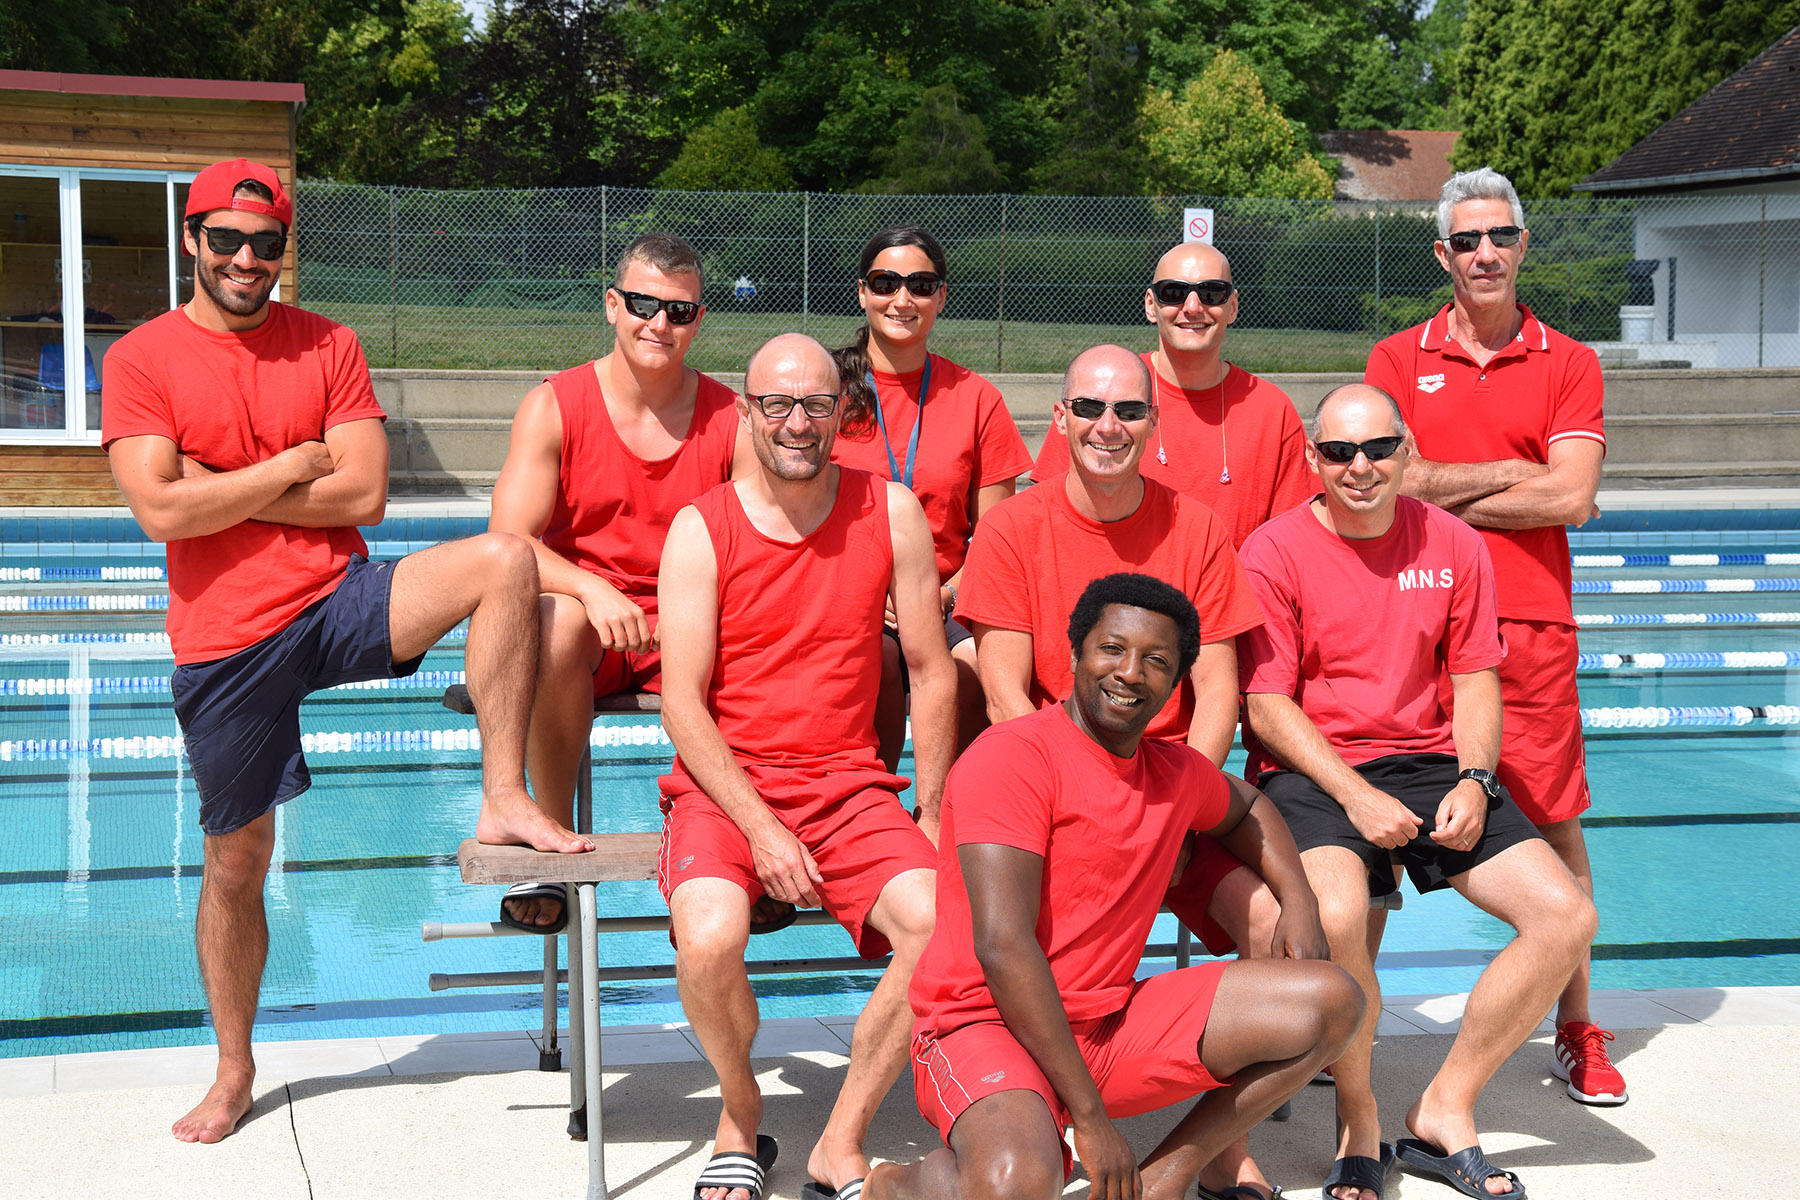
top-left (0, 69), bottom-right (304, 104)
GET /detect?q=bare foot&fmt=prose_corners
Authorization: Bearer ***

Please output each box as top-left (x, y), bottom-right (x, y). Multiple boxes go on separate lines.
top-left (502, 892), bottom-right (564, 928)
top-left (474, 786), bottom-right (594, 853)
top-left (806, 1131), bottom-right (871, 1195)
top-left (1405, 1096), bottom-right (1514, 1196)
top-left (703, 1107), bottom-right (765, 1200)
top-left (172, 1073), bottom-right (254, 1143)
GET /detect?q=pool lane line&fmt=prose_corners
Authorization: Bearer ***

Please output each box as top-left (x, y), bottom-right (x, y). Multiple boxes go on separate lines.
top-left (1573, 578), bottom-right (1800, 594)
top-left (1578, 651), bottom-right (1800, 669)
top-left (1578, 611), bottom-right (1800, 626)
top-left (1574, 553), bottom-right (1800, 568)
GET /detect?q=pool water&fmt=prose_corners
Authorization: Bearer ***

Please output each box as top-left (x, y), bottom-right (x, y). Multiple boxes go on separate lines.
top-left (2, 509), bottom-right (1797, 1058)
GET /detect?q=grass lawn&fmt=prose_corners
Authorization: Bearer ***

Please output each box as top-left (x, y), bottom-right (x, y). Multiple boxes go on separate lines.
top-left (317, 303), bottom-right (1379, 375)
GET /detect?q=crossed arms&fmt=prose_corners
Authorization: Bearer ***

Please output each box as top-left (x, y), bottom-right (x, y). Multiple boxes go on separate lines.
top-left (1401, 434), bottom-right (1603, 530)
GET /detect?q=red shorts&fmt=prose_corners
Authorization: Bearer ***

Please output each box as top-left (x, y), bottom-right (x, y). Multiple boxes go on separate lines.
top-left (912, 965), bottom-right (1231, 1179)
top-left (1494, 619), bottom-right (1589, 824)
top-left (657, 767), bottom-right (934, 958)
top-left (594, 646), bottom-right (661, 697)
top-left (1161, 838), bottom-right (1244, 956)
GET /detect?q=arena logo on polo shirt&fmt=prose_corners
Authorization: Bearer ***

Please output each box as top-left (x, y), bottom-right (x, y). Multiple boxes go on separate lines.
top-left (1397, 567), bottom-right (1455, 591)
top-left (1416, 373), bottom-right (1447, 394)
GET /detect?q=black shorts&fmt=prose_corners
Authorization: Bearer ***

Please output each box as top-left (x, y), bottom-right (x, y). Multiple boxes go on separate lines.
top-left (170, 557), bottom-right (425, 836)
top-left (1259, 753), bottom-right (1542, 896)
top-left (883, 614), bottom-right (973, 693)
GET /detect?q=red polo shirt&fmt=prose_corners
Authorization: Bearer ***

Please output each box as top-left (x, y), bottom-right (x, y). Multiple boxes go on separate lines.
top-left (1364, 304), bottom-right (1604, 625)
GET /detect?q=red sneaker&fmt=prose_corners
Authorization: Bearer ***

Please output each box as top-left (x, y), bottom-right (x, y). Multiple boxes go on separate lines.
top-left (1552, 1021), bottom-right (1628, 1105)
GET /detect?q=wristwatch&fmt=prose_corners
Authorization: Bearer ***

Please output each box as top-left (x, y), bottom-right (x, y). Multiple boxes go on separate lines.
top-left (1458, 768), bottom-right (1503, 804)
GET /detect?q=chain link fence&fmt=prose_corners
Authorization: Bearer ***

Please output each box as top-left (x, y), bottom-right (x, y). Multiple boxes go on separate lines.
top-left (293, 184), bottom-right (1800, 375)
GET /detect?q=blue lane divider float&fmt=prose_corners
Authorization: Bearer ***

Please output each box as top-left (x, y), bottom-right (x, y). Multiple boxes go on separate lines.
top-left (1577, 611), bottom-right (1800, 627)
top-left (0, 594), bottom-right (169, 612)
top-left (1579, 651), bottom-right (1800, 670)
top-left (0, 566), bottom-right (167, 582)
top-left (1573, 553), bottom-right (1800, 568)
top-left (0, 670), bottom-right (468, 697)
top-left (0, 628), bottom-right (468, 648)
top-left (1572, 578), bottom-right (1800, 595)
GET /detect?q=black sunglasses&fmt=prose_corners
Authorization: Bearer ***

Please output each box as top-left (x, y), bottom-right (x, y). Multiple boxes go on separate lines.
top-left (194, 223), bottom-right (287, 261)
top-left (1443, 226), bottom-right (1522, 253)
top-left (863, 270), bottom-right (944, 297)
top-left (1151, 278), bottom-right (1235, 307)
top-left (1314, 436), bottom-right (1404, 464)
top-left (613, 288), bottom-right (702, 324)
top-left (748, 393), bottom-right (841, 419)
top-left (1066, 397), bottom-right (1153, 422)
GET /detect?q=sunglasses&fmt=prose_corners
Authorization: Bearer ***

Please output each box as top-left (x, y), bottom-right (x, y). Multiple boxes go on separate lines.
top-left (1314, 436), bottom-right (1404, 464)
top-left (1151, 278), bottom-right (1235, 307)
top-left (1066, 397), bottom-right (1153, 422)
top-left (748, 393), bottom-right (841, 420)
top-left (613, 288), bottom-right (702, 324)
top-left (1443, 226), bottom-right (1523, 253)
top-left (863, 270), bottom-right (945, 297)
top-left (195, 223), bottom-right (287, 261)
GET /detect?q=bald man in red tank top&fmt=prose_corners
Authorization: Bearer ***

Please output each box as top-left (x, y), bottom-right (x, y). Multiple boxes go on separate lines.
top-left (489, 233), bottom-right (755, 933)
top-left (657, 333), bottom-right (957, 1200)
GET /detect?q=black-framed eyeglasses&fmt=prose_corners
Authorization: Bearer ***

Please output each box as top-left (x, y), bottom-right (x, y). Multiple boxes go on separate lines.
top-left (748, 393), bottom-right (841, 419)
top-left (1065, 397), bottom-right (1153, 422)
top-left (612, 288), bottom-right (702, 324)
top-left (1151, 278), bottom-right (1234, 307)
top-left (1314, 436), bottom-right (1404, 464)
top-left (1442, 226), bottom-right (1522, 253)
top-left (863, 270), bottom-right (944, 297)
top-left (194, 223), bottom-right (287, 261)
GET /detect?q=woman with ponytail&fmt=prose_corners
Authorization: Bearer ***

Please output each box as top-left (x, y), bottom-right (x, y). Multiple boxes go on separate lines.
top-left (832, 226), bottom-right (1033, 771)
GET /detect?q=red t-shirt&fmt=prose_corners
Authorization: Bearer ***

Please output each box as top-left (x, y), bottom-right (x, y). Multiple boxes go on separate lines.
top-left (668, 468), bottom-right (892, 781)
top-left (910, 705), bottom-right (1231, 1032)
top-left (956, 477), bottom-right (1264, 743)
top-left (831, 353), bottom-right (1032, 581)
top-left (539, 364), bottom-right (739, 615)
top-left (1364, 304), bottom-right (1605, 625)
top-left (1238, 497), bottom-right (1505, 779)
top-left (101, 304), bottom-right (385, 665)
top-left (1031, 356), bottom-right (1313, 549)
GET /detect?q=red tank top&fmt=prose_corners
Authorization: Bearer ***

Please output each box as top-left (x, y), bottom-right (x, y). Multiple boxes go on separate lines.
top-left (539, 364), bottom-right (739, 613)
top-left (676, 468), bottom-right (893, 775)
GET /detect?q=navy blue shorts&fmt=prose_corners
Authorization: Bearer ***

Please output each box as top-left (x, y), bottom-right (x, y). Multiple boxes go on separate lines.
top-left (170, 557), bottom-right (425, 836)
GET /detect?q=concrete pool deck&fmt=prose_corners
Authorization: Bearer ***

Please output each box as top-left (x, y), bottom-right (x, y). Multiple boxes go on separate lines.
top-left (4, 985), bottom-right (1796, 1199)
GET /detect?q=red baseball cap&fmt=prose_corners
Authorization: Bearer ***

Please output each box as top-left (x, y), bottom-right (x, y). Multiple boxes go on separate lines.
top-left (185, 158), bottom-right (292, 228)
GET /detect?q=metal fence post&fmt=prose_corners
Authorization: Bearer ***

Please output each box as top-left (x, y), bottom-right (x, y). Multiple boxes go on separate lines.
top-left (996, 195), bottom-right (1008, 372)
top-left (388, 186), bottom-right (399, 369)
top-left (1759, 196), bottom-right (1767, 368)
top-left (1372, 207), bottom-right (1382, 339)
top-left (1667, 256), bottom-right (1677, 341)
top-left (802, 193), bottom-right (811, 336)
top-left (600, 185), bottom-right (610, 355)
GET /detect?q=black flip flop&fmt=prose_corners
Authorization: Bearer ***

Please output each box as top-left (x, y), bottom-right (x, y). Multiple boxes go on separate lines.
top-left (800, 1177), bottom-right (865, 1200)
top-left (498, 882), bottom-right (568, 935)
top-left (1322, 1142), bottom-right (1394, 1199)
top-left (1197, 1184), bottom-right (1281, 1200)
top-left (1395, 1137), bottom-right (1525, 1199)
top-left (694, 1133), bottom-right (779, 1200)
top-left (750, 896), bottom-right (799, 935)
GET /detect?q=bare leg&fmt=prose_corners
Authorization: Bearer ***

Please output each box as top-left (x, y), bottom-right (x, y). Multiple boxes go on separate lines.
top-left (673, 878), bottom-right (763, 1200)
top-left (950, 637), bottom-right (988, 756)
top-left (1194, 866), bottom-right (1281, 1199)
top-left (865, 1089), bottom-right (1065, 1200)
top-left (387, 533), bottom-right (590, 853)
top-left (1139, 959), bottom-right (1364, 1200)
top-left (1301, 847), bottom-right (1387, 1200)
top-left (1406, 840), bottom-right (1594, 1196)
top-left (1536, 817), bottom-right (1595, 1024)
top-left (807, 868), bottom-right (936, 1191)
top-left (173, 814), bottom-right (275, 1143)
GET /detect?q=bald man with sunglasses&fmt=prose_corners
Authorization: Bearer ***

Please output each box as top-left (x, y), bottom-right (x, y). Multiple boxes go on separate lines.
top-left (487, 233), bottom-right (762, 934)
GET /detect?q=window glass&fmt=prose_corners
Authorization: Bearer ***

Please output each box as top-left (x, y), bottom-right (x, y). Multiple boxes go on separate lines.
top-left (81, 179), bottom-right (176, 433)
top-left (0, 175), bottom-right (69, 431)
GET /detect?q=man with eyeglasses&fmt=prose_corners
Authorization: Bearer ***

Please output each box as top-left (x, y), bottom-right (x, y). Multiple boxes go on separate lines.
top-left (1237, 384), bottom-right (1592, 1200)
top-left (1030, 242), bottom-right (1313, 551)
top-left (102, 159), bottom-right (589, 1145)
top-left (655, 333), bottom-right (955, 1200)
top-left (1364, 167), bottom-right (1621, 1107)
top-left (959, 344), bottom-right (1292, 1200)
top-left (486, 233), bottom-right (768, 934)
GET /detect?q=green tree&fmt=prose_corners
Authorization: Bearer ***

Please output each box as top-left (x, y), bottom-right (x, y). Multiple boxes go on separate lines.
top-left (1453, 0), bottom-right (1800, 196)
top-left (0, 0), bottom-right (124, 70)
top-left (1025, 0), bottom-right (1153, 194)
top-left (863, 85), bottom-right (1006, 194)
top-left (1335, 0), bottom-right (1464, 129)
top-left (655, 106), bottom-right (795, 191)
top-left (1140, 49), bottom-right (1335, 198)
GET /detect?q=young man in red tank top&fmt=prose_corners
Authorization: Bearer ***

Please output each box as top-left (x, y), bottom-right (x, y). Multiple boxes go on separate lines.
top-left (488, 234), bottom-right (755, 932)
top-left (657, 334), bottom-right (957, 1200)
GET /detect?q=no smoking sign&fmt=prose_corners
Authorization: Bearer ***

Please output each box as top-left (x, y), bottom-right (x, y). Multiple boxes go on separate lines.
top-left (1183, 207), bottom-right (1214, 244)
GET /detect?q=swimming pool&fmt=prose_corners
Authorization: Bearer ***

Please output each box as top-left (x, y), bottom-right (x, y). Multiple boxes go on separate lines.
top-left (2, 506), bottom-right (1796, 1058)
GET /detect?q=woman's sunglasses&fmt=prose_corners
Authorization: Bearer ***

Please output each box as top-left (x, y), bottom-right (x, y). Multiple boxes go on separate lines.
top-left (863, 270), bottom-right (945, 297)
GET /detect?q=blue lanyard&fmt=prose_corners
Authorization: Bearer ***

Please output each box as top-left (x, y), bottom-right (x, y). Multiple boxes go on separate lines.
top-left (866, 357), bottom-right (930, 491)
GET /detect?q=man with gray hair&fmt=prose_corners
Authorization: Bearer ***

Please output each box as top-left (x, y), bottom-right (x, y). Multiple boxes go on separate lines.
top-left (656, 333), bottom-right (955, 1200)
top-left (1364, 168), bottom-right (1620, 1106)
top-left (1239, 383), bottom-right (1594, 1200)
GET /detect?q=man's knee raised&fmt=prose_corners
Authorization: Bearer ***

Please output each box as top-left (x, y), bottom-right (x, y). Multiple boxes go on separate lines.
top-left (971, 1143), bottom-right (1063, 1200)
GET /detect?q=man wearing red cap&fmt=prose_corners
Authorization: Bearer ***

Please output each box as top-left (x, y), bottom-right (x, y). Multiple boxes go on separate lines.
top-left (102, 159), bottom-right (591, 1145)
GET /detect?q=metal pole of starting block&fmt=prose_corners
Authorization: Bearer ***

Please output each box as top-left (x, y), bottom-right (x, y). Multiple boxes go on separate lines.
top-left (581, 881), bottom-right (606, 1200)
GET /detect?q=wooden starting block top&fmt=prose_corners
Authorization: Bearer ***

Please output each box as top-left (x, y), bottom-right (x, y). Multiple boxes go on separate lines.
top-left (456, 834), bottom-right (661, 885)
